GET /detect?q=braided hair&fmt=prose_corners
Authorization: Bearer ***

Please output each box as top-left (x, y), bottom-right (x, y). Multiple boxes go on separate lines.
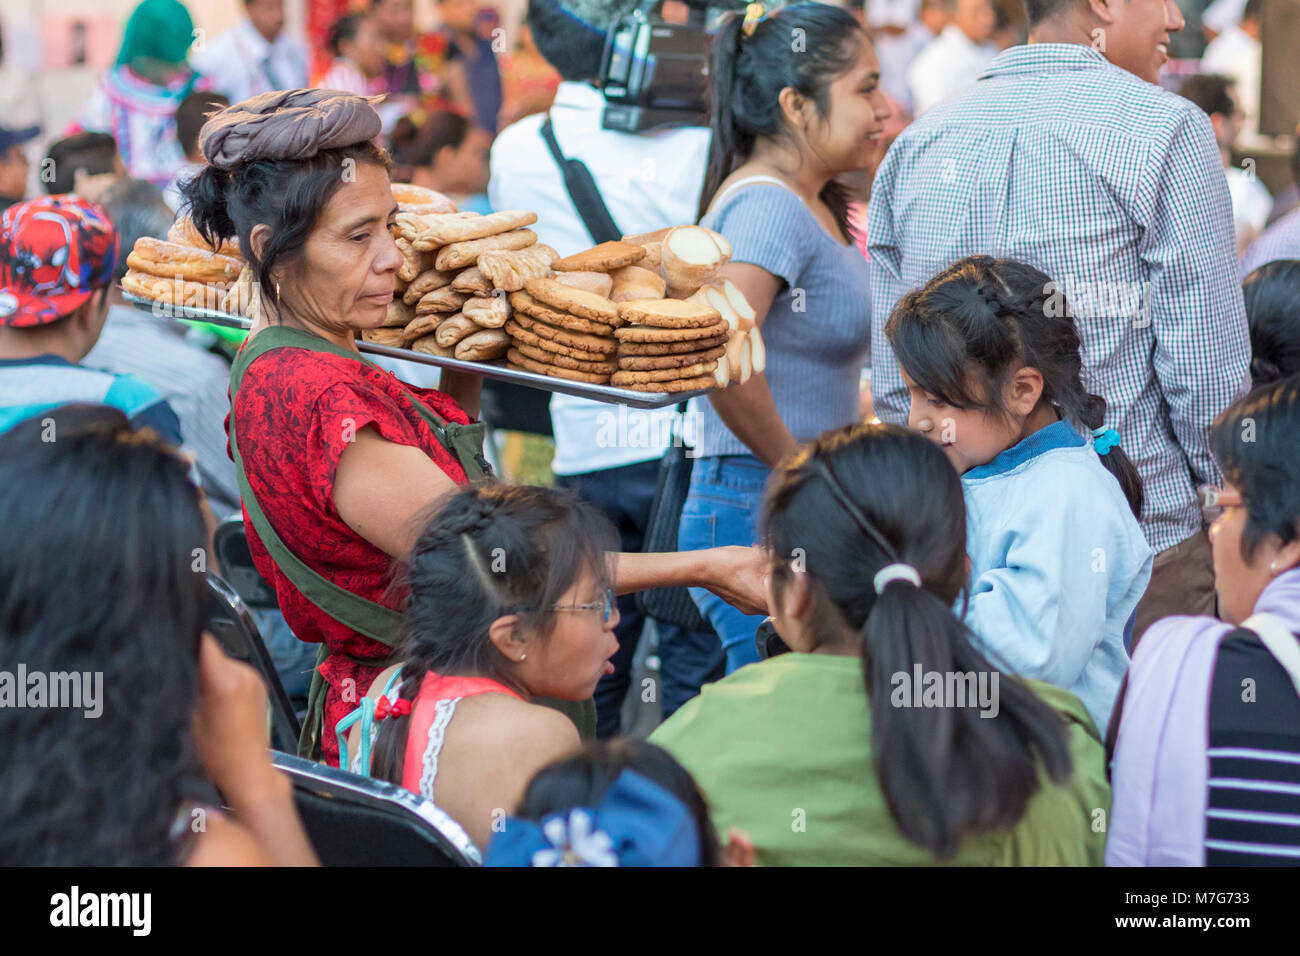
top-left (698, 3), bottom-right (866, 238)
top-left (369, 484), bottom-right (618, 784)
top-left (885, 255), bottom-right (1144, 518)
top-left (762, 423), bottom-right (1073, 858)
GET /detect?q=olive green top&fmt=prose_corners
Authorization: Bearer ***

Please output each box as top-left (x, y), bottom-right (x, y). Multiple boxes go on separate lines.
top-left (650, 653), bottom-right (1110, 866)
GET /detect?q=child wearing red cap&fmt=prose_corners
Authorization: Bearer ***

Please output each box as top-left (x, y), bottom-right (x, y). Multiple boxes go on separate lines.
top-left (0, 194), bottom-right (184, 444)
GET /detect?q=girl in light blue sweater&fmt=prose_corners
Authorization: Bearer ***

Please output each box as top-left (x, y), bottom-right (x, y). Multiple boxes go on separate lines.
top-left (884, 256), bottom-right (1153, 733)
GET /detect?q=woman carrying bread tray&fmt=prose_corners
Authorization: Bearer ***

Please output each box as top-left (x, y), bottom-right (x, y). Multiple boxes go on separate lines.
top-left (183, 90), bottom-right (769, 767)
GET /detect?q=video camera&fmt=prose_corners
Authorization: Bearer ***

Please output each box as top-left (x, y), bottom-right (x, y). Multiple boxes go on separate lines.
top-left (597, 0), bottom-right (752, 133)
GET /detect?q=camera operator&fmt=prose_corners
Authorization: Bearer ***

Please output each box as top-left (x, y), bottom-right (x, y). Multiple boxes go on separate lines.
top-left (489, 0), bottom-right (724, 737)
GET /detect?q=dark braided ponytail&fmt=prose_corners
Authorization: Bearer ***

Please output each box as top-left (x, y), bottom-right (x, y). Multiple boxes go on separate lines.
top-left (885, 256), bottom-right (1144, 518)
top-left (698, 3), bottom-right (865, 239)
top-left (368, 485), bottom-right (617, 784)
top-left (762, 424), bottom-right (1073, 858)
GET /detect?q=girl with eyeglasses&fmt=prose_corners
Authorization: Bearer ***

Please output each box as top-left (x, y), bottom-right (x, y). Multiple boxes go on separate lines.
top-left (338, 484), bottom-right (625, 851)
top-left (1107, 375), bottom-right (1300, 866)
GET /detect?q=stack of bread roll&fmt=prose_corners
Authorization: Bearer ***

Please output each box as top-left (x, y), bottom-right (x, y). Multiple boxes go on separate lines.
top-left (506, 227), bottom-right (765, 392)
top-left (371, 203), bottom-right (555, 363)
top-left (120, 217), bottom-right (245, 312)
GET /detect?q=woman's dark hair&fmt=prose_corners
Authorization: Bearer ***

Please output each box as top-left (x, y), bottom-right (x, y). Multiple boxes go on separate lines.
top-left (1209, 373), bottom-right (1300, 564)
top-left (1242, 259), bottom-right (1300, 387)
top-left (698, 3), bottom-right (865, 239)
top-left (389, 110), bottom-right (471, 168)
top-left (761, 423), bottom-right (1073, 859)
top-left (179, 140), bottom-right (393, 319)
top-left (516, 738), bottom-right (723, 866)
top-left (329, 12), bottom-right (366, 57)
top-left (885, 255), bottom-right (1144, 518)
top-left (0, 405), bottom-right (208, 865)
top-left (370, 484), bottom-right (618, 783)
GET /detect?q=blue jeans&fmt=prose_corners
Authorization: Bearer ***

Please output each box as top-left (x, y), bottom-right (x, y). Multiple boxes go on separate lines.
top-left (250, 606), bottom-right (317, 702)
top-left (558, 457), bottom-right (724, 736)
top-left (678, 454), bottom-right (770, 673)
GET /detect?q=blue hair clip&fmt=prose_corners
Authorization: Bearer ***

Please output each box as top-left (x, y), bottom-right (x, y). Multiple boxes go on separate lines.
top-left (484, 769), bottom-right (702, 867)
top-left (1092, 426), bottom-right (1121, 456)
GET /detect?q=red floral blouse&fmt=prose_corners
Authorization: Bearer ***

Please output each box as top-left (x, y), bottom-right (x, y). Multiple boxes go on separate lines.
top-left (227, 347), bottom-right (470, 765)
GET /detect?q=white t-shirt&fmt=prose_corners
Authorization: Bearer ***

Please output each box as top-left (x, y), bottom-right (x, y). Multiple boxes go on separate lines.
top-left (907, 25), bottom-right (998, 116)
top-left (1201, 27), bottom-right (1261, 139)
top-left (488, 81), bottom-right (711, 476)
top-left (1227, 165), bottom-right (1273, 240)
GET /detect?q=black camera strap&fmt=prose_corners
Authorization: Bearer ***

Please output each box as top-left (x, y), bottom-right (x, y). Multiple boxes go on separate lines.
top-left (539, 114), bottom-right (623, 245)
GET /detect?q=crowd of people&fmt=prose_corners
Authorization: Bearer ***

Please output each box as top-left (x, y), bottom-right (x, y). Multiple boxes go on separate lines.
top-left (1, 0), bottom-right (1299, 869)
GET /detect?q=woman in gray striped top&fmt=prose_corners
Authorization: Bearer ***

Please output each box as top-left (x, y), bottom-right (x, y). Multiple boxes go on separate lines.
top-left (678, 3), bottom-right (890, 673)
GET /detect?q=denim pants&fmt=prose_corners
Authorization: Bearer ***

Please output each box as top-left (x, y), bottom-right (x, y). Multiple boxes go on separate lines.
top-left (250, 606), bottom-right (317, 702)
top-left (677, 454), bottom-right (770, 673)
top-left (558, 457), bottom-right (725, 736)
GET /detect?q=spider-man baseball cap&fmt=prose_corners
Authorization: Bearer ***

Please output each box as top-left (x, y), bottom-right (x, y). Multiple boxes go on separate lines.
top-left (0, 195), bottom-right (119, 327)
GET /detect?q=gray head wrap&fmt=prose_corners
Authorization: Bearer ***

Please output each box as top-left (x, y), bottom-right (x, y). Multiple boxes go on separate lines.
top-left (199, 88), bottom-right (384, 170)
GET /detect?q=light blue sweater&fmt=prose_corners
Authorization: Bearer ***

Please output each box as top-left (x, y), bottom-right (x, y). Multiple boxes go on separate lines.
top-left (961, 421), bottom-right (1154, 732)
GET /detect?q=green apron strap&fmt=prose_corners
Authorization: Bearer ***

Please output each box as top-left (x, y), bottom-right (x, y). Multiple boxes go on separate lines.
top-left (231, 326), bottom-right (592, 755)
top-left (230, 328), bottom-right (407, 758)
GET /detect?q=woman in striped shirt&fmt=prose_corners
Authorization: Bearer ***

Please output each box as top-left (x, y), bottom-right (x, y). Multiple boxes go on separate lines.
top-left (1107, 375), bottom-right (1300, 866)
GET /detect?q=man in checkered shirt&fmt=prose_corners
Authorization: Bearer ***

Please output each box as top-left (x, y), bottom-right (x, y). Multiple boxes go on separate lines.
top-left (869, 0), bottom-right (1250, 643)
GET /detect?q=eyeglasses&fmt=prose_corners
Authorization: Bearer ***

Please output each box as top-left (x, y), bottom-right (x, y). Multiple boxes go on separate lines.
top-left (1199, 485), bottom-right (1244, 521)
top-left (507, 588), bottom-right (616, 625)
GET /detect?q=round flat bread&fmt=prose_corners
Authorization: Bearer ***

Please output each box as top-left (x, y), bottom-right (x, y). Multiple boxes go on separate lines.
top-left (611, 361), bottom-right (718, 385)
top-left (524, 278), bottom-right (619, 323)
top-left (617, 345), bottom-right (726, 371)
top-left (615, 375), bottom-right (716, 393)
top-left (550, 240), bottom-right (647, 273)
top-left (617, 333), bottom-right (730, 356)
top-left (505, 315), bottom-right (616, 355)
top-left (506, 321), bottom-right (611, 362)
top-left (507, 352), bottom-right (610, 384)
top-left (616, 298), bottom-right (721, 329)
top-left (512, 341), bottom-right (618, 374)
top-left (614, 320), bottom-right (730, 343)
top-left (509, 291), bottom-right (616, 336)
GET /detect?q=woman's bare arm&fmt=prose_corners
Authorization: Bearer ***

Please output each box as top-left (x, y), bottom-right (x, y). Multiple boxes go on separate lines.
top-left (614, 546), bottom-right (768, 616)
top-left (703, 262), bottom-right (798, 467)
top-left (190, 636), bottom-right (320, 866)
top-left (333, 426), bottom-right (460, 559)
top-left (336, 431), bottom-right (769, 615)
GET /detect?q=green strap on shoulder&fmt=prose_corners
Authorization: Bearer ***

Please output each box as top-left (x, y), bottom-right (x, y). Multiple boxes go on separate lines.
top-left (231, 326), bottom-right (592, 758)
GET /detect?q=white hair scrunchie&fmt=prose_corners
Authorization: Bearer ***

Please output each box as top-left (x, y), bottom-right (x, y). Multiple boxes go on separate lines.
top-left (873, 563), bottom-right (921, 594)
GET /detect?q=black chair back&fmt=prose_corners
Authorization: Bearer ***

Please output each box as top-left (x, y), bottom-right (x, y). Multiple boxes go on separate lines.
top-left (205, 573), bottom-right (302, 752)
top-left (271, 751), bottom-right (482, 866)
top-left (213, 515), bottom-right (279, 610)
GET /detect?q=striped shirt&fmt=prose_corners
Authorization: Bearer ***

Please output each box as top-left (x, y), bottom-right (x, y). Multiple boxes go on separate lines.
top-left (0, 354), bottom-right (183, 446)
top-left (1106, 568), bottom-right (1300, 866)
top-left (1206, 628), bottom-right (1300, 865)
top-left (868, 43), bottom-right (1251, 554)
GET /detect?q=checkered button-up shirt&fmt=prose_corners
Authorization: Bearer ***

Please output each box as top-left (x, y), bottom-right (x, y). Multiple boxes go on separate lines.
top-left (868, 43), bottom-right (1250, 553)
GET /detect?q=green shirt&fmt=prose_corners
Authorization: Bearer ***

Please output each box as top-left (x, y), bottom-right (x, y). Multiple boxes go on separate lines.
top-left (650, 653), bottom-right (1110, 866)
